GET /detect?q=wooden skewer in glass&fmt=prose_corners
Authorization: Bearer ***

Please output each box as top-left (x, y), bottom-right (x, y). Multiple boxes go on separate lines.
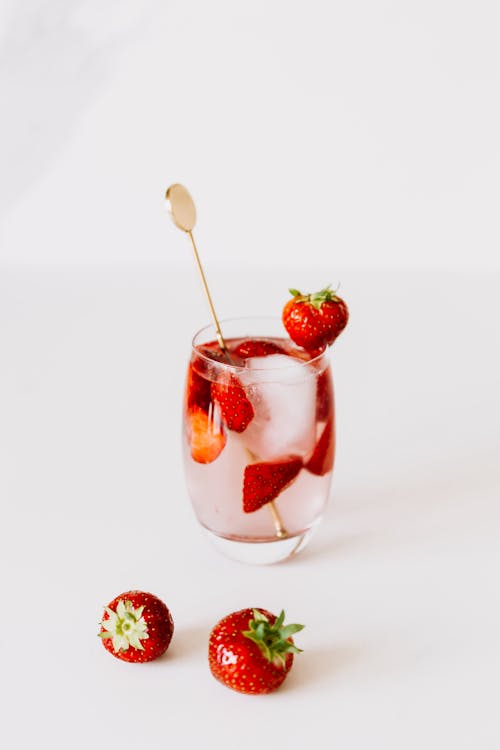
top-left (165, 183), bottom-right (288, 539)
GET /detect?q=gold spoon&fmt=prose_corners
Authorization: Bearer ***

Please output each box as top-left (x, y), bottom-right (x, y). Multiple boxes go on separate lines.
top-left (165, 184), bottom-right (228, 355)
top-left (165, 183), bottom-right (287, 539)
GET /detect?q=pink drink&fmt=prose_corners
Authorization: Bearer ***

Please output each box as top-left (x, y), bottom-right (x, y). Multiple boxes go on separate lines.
top-left (183, 318), bottom-right (335, 563)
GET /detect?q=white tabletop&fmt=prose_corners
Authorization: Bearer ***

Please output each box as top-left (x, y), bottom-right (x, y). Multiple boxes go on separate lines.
top-left (1, 263), bottom-right (499, 749)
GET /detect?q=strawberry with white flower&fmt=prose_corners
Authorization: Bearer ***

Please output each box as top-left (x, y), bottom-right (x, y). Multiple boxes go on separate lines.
top-left (99, 590), bottom-right (174, 663)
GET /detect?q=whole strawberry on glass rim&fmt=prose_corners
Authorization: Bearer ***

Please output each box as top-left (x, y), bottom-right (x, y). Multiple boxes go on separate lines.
top-left (208, 607), bottom-right (304, 694)
top-left (282, 285), bottom-right (349, 352)
top-left (99, 590), bottom-right (174, 663)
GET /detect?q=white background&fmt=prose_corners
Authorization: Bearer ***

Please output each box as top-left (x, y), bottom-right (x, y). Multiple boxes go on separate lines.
top-left (1, 0), bottom-right (499, 270)
top-left (1, 3), bottom-right (500, 749)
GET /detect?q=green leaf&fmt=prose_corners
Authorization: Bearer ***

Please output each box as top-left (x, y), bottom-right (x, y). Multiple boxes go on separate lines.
top-left (283, 644), bottom-right (303, 655)
top-left (243, 609), bottom-right (305, 664)
top-left (135, 605), bottom-right (145, 621)
top-left (279, 623), bottom-right (305, 638)
top-left (242, 630), bottom-right (258, 642)
top-left (274, 610), bottom-right (285, 630)
top-left (272, 652), bottom-right (286, 668)
top-left (252, 609), bottom-right (269, 623)
top-left (288, 288), bottom-right (302, 297)
top-left (255, 622), bottom-right (266, 640)
top-left (260, 642), bottom-right (272, 662)
top-left (98, 599), bottom-right (149, 651)
top-left (129, 633), bottom-right (146, 650)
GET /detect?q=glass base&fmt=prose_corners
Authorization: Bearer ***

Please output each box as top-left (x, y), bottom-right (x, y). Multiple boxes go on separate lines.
top-left (204, 527), bottom-right (316, 565)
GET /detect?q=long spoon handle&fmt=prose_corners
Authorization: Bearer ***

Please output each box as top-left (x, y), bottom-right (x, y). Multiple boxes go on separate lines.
top-left (166, 183), bottom-right (288, 540)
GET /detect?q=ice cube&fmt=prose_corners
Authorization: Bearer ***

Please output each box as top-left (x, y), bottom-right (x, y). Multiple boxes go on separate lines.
top-left (240, 354), bottom-right (317, 460)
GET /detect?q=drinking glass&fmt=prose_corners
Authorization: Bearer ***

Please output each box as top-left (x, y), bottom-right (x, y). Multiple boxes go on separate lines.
top-left (182, 317), bottom-right (335, 564)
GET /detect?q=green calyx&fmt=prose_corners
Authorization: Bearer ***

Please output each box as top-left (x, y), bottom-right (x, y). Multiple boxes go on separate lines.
top-left (289, 284), bottom-right (340, 310)
top-left (99, 599), bottom-right (149, 653)
top-left (243, 609), bottom-right (304, 667)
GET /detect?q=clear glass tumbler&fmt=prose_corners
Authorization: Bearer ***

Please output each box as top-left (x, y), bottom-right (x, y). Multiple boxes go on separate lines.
top-left (182, 317), bottom-right (335, 564)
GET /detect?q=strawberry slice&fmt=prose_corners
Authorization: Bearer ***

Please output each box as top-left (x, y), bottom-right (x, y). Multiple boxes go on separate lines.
top-left (186, 362), bottom-right (212, 412)
top-left (243, 456), bottom-right (303, 513)
top-left (232, 339), bottom-right (286, 359)
top-left (316, 368), bottom-right (334, 422)
top-left (188, 342), bottom-right (243, 413)
top-left (305, 420), bottom-right (334, 476)
top-left (211, 375), bottom-right (254, 432)
top-left (186, 406), bottom-right (226, 463)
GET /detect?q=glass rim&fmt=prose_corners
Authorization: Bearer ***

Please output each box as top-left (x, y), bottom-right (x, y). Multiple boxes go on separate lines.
top-left (191, 315), bottom-right (329, 372)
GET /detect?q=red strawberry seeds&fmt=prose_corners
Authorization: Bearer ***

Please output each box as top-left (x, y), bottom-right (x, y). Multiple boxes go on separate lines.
top-left (211, 374), bottom-right (254, 433)
top-left (282, 285), bottom-right (349, 352)
top-left (208, 608), bottom-right (304, 694)
top-left (99, 590), bottom-right (174, 663)
top-left (243, 456), bottom-right (303, 513)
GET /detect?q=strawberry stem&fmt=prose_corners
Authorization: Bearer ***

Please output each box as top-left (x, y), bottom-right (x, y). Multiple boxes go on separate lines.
top-left (243, 609), bottom-right (304, 667)
top-left (289, 284), bottom-right (341, 310)
top-left (99, 600), bottom-right (149, 653)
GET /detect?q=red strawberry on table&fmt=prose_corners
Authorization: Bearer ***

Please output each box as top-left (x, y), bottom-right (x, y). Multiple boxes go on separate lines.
top-left (211, 374), bottom-right (254, 432)
top-left (99, 590), bottom-right (174, 663)
top-left (243, 456), bottom-right (303, 513)
top-left (208, 608), bottom-right (304, 694)
top-left (282, 285), bottom-right (349, 352)
top-left (187, 405), bottom-right (226, 463)
top-left (305, 419), bottom-right (335, 476)
top-left (232, 339), bottom-right (286, 359)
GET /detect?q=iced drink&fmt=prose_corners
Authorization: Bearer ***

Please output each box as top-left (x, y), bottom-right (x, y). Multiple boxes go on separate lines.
top-left (182, 317), bottom-right (334, 563)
